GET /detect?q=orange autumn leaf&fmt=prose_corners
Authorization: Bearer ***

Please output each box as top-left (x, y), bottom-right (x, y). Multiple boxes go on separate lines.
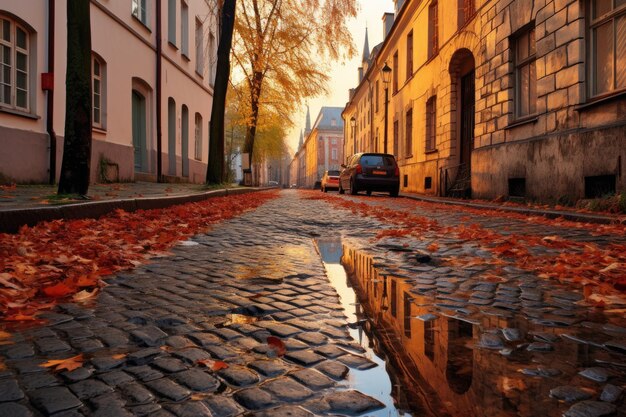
top-left (41, 354), bottom-right (84, 372)
top-left (426, 243), bottom-right (439, 252)
top-left (197, 359), bottom-right (229, 371)
top-left (42, 282), bottom-right (74, 298)
top-left (267, 336), bottom-right (286, 356)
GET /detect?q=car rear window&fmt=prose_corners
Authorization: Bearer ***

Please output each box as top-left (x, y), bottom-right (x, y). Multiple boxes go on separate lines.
top-left (328, 170), bottom-right (340, 176)
top-left (360, 155), bottom-right (395, 166)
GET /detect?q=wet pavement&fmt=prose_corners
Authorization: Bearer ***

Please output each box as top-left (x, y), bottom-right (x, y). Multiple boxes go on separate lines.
top-left (0, 189), bottom-right (625, 417)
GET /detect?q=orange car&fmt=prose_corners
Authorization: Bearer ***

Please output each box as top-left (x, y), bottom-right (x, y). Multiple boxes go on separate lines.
top-left (320, 170), bottom-right (341, 192)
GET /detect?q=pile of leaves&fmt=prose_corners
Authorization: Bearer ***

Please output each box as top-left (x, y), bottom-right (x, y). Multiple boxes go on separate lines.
top-left (304, 192), bottom-right (626, 297)
top-left (0, 191), bottom-right (278, 322)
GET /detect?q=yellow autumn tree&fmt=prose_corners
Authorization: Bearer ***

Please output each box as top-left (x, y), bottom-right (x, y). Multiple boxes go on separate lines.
top-left (232, 0), bottom-right (358, 172)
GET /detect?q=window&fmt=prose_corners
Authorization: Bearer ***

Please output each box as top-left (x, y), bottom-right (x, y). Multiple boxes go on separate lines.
top-left (332, 148), bottom-right (337, 160)
top-left (92, 54), bottom-right (106, 128)
top-left (393, 51), bottom-right (399, 93)
top-left (514, 26), bottom-right (537, 117)
top-left (393, 120), bottom-right (399, 156)
top-left (168, 0), bottom-right (176, 45)
top-left (428, 1), bottom-right (439, 58)
top-left (426, 96), bottom-right (437, 151)
top-left (589, 0), bottom-right (626, 96)
top-left (208, 31), bottom-right (215, 83)
top-left (195, 19), bottom-right (204, 75)
top-left (331, 138), bottom-right (336, 145)
top-left (405, 108), bottom-right (413, 156)
top-left (458, 0), bottom-right (475, 28)
top-left (375, 80), bottom-right (379, 112)
top-left (406, 31), bottom-right (413, 78)
top-left (194, 112), bottom-right (202, 160)
top-left (132, 0), bottom-right (148, 26)
top-left (181, 1), bottom-right (189, 56)
top-left (0, 16), bottom-right (30, 111)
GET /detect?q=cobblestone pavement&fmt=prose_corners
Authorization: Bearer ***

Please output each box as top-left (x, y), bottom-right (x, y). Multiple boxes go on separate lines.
top-left (0, 190), bottom-right (624, 417)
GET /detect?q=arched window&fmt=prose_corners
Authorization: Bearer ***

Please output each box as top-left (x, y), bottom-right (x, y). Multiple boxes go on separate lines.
top-left (0, 15), bottom-right (30, 111)
top-left (92, 53), bottom-right (106, 128)
top-left (194, 112), bottom-right (202, 160)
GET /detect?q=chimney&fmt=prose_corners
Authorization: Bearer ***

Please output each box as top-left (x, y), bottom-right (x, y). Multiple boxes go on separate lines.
top-left (383, 13), bottom-right (394, 39)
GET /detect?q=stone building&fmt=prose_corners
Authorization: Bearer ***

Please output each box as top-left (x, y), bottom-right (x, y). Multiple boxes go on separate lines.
top-left (290, 106), bottom-right (345, 188)
top-left (0, 0), bottom-right (219, 184)
top-left (343, 0), bottom-right (625, 202)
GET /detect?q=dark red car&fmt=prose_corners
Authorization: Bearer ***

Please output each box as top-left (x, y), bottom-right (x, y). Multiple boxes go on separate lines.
top-left (320, 170), bottom-right (341, 192)
top-left (339, 153), bottom-right (400, 197)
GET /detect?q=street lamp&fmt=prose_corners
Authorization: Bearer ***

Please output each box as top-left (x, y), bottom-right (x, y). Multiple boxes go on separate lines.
top-left (381, 63), bottom-right (392, 154)
top-left (350, 116), bottom-right (356, 155)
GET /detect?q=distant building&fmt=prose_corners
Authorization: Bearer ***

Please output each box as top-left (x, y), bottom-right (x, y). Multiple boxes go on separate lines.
top-left (291, 107), bottom-right (345, 188)
top-left (0, 0), bottom-right (219, 184)
top-left (343, 0), bottom-right (626, 202)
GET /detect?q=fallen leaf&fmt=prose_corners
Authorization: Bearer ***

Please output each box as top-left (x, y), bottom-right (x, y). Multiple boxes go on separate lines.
top-left (42, 282), bottom-right (74, 298)
top-left (41, 354), bottom-right (84, 372)
top-left (73, 289), bottom-right (98, 301)
top-left (426, 243), bottom-right (439, 252)
top-left (197, 359), bottom-right (229, 371)
top-left (267, 336), bottom-right (286, 356)
top-left (111, 353), bottom-right (127, 360)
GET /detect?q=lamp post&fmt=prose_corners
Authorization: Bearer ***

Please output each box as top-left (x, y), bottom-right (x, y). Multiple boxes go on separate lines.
top-left (381, 63), bottom-right (392, 154)
top-left (350, 116), bottom-right (356, 155)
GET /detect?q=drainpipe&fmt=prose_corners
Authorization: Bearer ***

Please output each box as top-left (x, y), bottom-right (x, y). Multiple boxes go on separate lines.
top-left (156, 0), bottom-right (163, 182)
top-left (46, 0), bottom-right (56, 184)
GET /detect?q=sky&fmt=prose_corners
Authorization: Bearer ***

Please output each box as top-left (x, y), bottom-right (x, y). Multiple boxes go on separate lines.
top-left (286, 0), bottom-right (395, 154)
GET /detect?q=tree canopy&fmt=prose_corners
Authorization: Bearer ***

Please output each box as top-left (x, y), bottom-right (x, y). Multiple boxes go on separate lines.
top-left (231, 0), bottom-right (358, 168)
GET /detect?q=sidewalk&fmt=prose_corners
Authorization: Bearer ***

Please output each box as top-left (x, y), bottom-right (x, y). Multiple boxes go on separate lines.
top-left (0, 182), bottom-right (269, 234)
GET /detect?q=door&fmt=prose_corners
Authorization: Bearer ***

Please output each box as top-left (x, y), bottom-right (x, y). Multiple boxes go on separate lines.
top-left (167, 98), bottom-right (176, 176)
top-left (132, 90), bottom-right (147, 172)
top-left (181, 105), bottom-right (189, 177)
top-left (460, 70), bottom-right (475, 168)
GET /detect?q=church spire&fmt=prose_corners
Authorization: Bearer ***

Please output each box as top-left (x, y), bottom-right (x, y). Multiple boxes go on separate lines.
top-left (305, 104), bottom-right (311, 134)
top-left (298, 129), bottom-right (304, 149)
top-left (362, 26), bottom-right (370, 63)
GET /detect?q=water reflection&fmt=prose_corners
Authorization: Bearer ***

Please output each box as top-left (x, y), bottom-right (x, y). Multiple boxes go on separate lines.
top-left (341, 245), bottom-right (626, 417)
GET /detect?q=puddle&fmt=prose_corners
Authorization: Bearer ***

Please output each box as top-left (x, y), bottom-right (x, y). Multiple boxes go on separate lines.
top-left (316, 239), bottom-right (626, 417)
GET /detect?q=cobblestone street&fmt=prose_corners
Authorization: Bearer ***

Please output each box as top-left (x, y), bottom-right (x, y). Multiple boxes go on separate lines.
top-left (0, 190), bottom-right (624, 417)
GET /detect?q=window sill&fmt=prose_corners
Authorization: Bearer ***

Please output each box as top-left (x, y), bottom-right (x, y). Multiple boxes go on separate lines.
top-left (195, 70), bottom-right (204, 79)
top-left (168, 41), bottom-right (178, 50)
top-left (425, 148), bottom-right (438, 155)
top-left (576, 89), bottom-right (626, 111)
top-left (131, 15), bottom-right (151, 33)
top-left (92, 126), bottom-right (107, 134)
top-left (0, 107), bottom-right (39, 120)
top-left (182, 53), bottom-right (190, 62)
top-left (505, 115), bottom-right (538, 130)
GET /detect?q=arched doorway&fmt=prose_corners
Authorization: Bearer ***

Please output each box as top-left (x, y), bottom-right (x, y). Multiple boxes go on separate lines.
top-left (167, 97), bottom-right (177, 176)
top-left (448, 49), bottom-right (475, 198)
top-left (132, 90), bottom-right (147, 173)
top-left (181, 105), bottom-right (189, 178)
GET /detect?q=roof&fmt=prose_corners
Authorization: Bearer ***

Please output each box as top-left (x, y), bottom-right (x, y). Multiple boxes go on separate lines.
top-left (312, 107), bottom-right (344, 131)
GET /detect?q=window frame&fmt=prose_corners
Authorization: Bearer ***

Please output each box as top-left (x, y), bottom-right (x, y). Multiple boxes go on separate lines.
top-left (0, 16), bottom-right (31, 112)
top-left (195, 18), bottom-right (204, 77)
top-left (91, 53), bottom-right (106, 129)
top-left (588, 0), bottom-right (626, 98)
top-left (458, 0), bottom-right (476, 29)
top-left (194, 112), bottom-right (202, 160)
top-left (425, 96), bottom-right (437, 152)
top-left (132, 0), bottom-right (149, 27)
top-left (428, 1), bottom-right (439, 59)
top-left (406, 30), bottom-right (414, 79)
top-left (405, 107), bottom-right (413, 157)
top-left (181, 1), bottom-right (189, 57)
top-left (513, 24), bottom-right (537, 119)
top-left (392, 51), bottom-right (399, 93)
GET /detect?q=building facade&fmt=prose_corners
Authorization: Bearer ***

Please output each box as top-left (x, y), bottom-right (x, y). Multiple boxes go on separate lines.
top-left (0, 0), bottom-right (219, 184)
top-left (343, 0), bottom-right (626, 202)
top-left (291, 107), bottom-right (345, 188)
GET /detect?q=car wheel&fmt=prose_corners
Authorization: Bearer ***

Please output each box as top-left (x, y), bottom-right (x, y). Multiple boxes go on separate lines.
top-left (339, 183), bottom-right (345, 194)
top-left (366, 190), bottom-right (372, 196)
top-left (390, 187), bottom-right (399, 197)
top-left (350, 178), bottom-right (358, 195)
top-left (323, 186), bottom-right (328, 193)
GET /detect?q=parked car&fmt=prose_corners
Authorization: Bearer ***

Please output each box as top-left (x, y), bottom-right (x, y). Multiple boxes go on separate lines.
top-left (339, 153), bottom-right (400, 197)
top-left (320, 170), bottom-right (341, 192)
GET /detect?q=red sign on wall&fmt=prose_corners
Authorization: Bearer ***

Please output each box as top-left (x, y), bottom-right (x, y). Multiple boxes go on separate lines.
top-left (41, 73), bottom-right (54, 91)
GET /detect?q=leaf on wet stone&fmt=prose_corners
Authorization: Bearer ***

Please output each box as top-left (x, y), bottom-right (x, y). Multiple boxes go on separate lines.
top-left (197, 359), bottom-right (229, 371)
top-left (72, 288), bottom-right (98, 301)
top-left (267, 336), bottom-right (286, 356)
top-left (41, 354), bottom-right (84, 373)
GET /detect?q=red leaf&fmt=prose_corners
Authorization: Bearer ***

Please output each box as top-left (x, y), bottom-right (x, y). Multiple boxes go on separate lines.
top-left (267, 336), bottom-right (286, 356)
top-left (197, 359), bottom-right (229, 371)
top-left (42, 282), bottom-right (74, 298)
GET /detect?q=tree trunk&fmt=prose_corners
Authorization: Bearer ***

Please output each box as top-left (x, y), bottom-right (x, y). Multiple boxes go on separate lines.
top-left (206, 0), bottom-right (237, 184)
top-left (58, 0), bottom-right (92, 195)
top-left (242, 71), bottom-right (263, 185)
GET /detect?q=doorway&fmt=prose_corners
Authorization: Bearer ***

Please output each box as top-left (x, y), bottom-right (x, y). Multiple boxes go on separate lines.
top-left (132, 90), bottom-right (147, 172)
top-left (167, 98), bottom-right (176, 176)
